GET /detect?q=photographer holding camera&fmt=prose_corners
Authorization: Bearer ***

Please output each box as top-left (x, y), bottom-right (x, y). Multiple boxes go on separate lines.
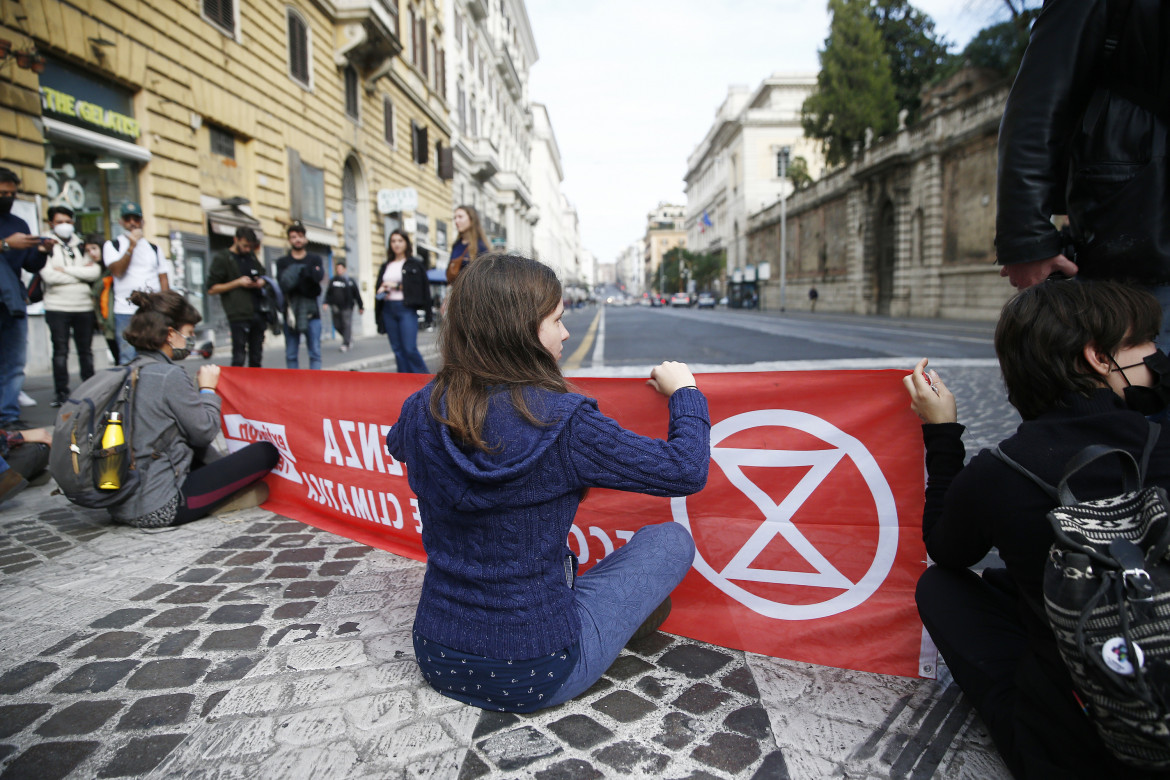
top-left (207, 226), bottom-right (267, 367)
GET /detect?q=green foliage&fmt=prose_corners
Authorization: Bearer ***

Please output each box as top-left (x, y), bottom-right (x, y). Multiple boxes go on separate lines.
top-left (658, 247), bottom-right (725, 293)
top-left (958, 8), bottom-right (1041, 79)
top-left (865, 0), bottom-right (951, 123)
top-left (802, 0), bottom-right (898, 167)
top-left (787, 156), bottom-right (813, 191)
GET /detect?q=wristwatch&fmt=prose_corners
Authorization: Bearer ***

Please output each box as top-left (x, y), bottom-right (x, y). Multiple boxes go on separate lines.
top-left (1, 239), bottom-right (9, 252)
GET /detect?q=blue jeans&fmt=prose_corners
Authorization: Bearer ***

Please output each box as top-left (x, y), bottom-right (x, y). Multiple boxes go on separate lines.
top-left (0, 308), bottom-right (28, 423)
top-left (383, 301), bottom-right (428, 373)
top-left (284, 317), bottom-right (322, 369)
top-left (544, 522), bottom-right (696, 707)
top-left (115, 312), bottom-right (136, 365)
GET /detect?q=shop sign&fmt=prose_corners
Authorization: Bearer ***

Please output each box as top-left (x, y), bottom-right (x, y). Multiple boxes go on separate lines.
top-left (41, 87), bottom-right (140, 140)
top-left (39, 59), bottom-right (140, 143)
top-left (377, 187), bottom-right (419, 214)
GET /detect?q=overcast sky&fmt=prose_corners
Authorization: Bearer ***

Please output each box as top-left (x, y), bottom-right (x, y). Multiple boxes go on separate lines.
top-left (525, 0), bottom-right (1016, 265)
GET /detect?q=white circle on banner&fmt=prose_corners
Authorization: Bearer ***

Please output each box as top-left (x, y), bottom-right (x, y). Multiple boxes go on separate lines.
top-left (672, 409), bottom-right (899, 621)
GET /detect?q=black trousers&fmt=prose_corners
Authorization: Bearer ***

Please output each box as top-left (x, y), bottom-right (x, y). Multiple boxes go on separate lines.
top-left (45, 309), bottom-right (95, 399)
top-left (172, 441), bottom-right (279, 525)
top-left (916, 566), bottom-right (1162, 779)
top-left (229, 316), bottom-right (266, 367)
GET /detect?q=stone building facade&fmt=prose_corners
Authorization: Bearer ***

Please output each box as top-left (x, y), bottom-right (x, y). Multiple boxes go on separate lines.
top-left (1, 0), bottom-right (453, 363)
top-left (644, 203), bottom-right (685, 295)
top-left (529, 102), bottom-right (586, 291)
top-left (747, 71), bottom-right (1012, 321)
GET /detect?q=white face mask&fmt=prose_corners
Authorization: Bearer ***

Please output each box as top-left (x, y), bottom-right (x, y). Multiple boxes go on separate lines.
top-left (52, 223), bottom-right (75, 241)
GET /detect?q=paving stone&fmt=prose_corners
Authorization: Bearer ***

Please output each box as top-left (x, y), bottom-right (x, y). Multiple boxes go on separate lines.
top-left (116, 693), bottom-right (195, 730)
top-left (272, 601), bottom-right (317, 620)
top-left (224, 551), bottom-right (271, 565)
top-left (214, 567), bottom-right (264, 584)
top-left (200, 690), bottom-right (229, 718)
top-left (218, 535), bottom-right (268, 549)
top-left (201, 626), bottom-right (265, 651)
top-left (659, 644), bottom-right (734, 679)
top-left (582, 677), bottom-right (613, 697)
top-left (2, 740), bottom-right (99, 780)
top-left (176, 567), bottom-right (221, 583)
top-left (592, 740), bottom-right (670, 775)
top-left (275, 547), bottom-right (326, 563)
top-left (636, 675), bottom-right (669, 699)
top-left (125, 658), bottom-right (210, 690)
top-left (160, 585), bottom-right (226, 604)
top-left (40, 632), bottom-right (94, 656)
top-left (269, 534), bottom-right (315, 548)
top-left (195, 550), bottom-right (232, 565)
top-left (2, 562), bottom-right (39, 574)
top-left (673, 683), bottom-right (732, 715)
top-left (547, 714), bottom-right (614, 749)
top-left (211, 681), bottom-right (288, 717)
top-left (691, 731), bottom-right (762, 774)
top-left (653, 711), bottom-right (700, 750)
top-left (286, 640), bottom-right (366, 670)
top-left (283, 580), bottom-right (339, 599)
top-left (478, 725), bottom-right (562, 771)
top-left (0, 552), bottom-right (35, 565)
top-left (458, 751), bottom-right (491, 780)
top-left (590, 690), bottom-right (656, 723)
top-left (605, 654), bottom-right (655, 681)
top-left (0, 660), bottom-right (58, 693)
top-left (97, 733), bottom-right (187, 777)
top-left (204, 655), bottom-right (260, 682)
top-left (471, 711), bottom-right (521, 739)
top-left (317, 560), bottom-right (358, 576)
top-left (271, 522), bottom-right (307, 534)
top-left (144, 607), bottom-right (206, 628)
top-left (343, 690), bottom-right (415, 729)
top-left (130, 583), bottom-right (178, 601)
top-left (52, 660), bottom-right (139, 693)
top-left (363, 720), bottom-right (455, 764)
top-left (724, 704), bottom-right (772, 739)
top-left (0, 744), bottom-right (18, 763)
top-left (625, 632), bottom-right (675, 657)
top-left (535, 758), bottom-right (604, 780)
top-left (152, 629), bottom-right (198, 656)
top-left (245, 522), bottom-right (279, 533)
top-left (73, 631), bottom-right (150, 659)
top-left (337, 621), bottom-right (360, 634)
top-left (267, 623), bottom-right (321, 647)
top-left (208, 604), bottom-right (266, 624)
top-left (721, 665), bottom-right (760, 698)
top-left (35, 699), bottom-right (123, 736)
top-left (335, 546), bottom-right (371, 559)
top-left (267, 564), bottom-right (312, 579)
top-left (751, 749), bottom-right (791, 779)
top-left (220, 582), bottom-right (284, 601)
top-left (0, 702), bottom-right (51, 739)
top-left (274, 705), bottom-right (348, 746)
top-left (89, 609), bottom-right (154, 629)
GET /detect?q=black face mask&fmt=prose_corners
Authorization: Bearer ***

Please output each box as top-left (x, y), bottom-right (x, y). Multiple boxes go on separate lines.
top-left (170, 334), bottom-right (196, 362)
top-left (0, 195), bottom-right (14, 216)
top-left (1114, 349), bottom-right (1170, 415)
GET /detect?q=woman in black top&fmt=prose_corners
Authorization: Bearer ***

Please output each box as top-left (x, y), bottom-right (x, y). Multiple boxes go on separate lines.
top-left (905, 279), bottom-right (1170, 778)
top-left (374, 229), bottom-right (429, 373)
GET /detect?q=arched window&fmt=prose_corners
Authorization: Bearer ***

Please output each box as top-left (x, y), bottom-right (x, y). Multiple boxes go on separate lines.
top-left (287, 8), bottom-right (312, 88)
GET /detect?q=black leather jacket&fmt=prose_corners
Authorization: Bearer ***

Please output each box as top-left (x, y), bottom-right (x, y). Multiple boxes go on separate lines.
top-left (996, 0), bottom-right (1169, 281)
top-left (374, 256), bottom-right (430, 333)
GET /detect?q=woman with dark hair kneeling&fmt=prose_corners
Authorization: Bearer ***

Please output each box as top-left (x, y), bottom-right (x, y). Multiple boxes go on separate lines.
top-left (387, 254), bottom-right (709, 712)
top-left (905, 279), bottom-right (1170, 778)
top-left (114, 290), bottom-right (279, 529)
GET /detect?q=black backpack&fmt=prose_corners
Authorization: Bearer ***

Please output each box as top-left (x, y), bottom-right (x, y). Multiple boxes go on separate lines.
top-left (50, 364), bottom-right (151, 509)
top-left (994, 427), bottom-right (1170, 769)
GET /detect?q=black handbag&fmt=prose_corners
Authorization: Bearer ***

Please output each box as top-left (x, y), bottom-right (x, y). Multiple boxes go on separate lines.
top-left (26, 272), bottom-right (43, 304)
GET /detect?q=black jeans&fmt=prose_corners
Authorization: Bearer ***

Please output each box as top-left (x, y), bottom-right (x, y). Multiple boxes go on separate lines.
top-left (45, 309), bottom-right (95, 399)
top-left (229, 316), bottom-right (266, 367)
top-left (173, 441), bottom-right (279, 525)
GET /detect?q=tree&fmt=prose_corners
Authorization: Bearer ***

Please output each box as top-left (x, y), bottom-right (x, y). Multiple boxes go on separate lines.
top-left (802, 0), bottom-right (898, 167)
top-left (661, 248), bottom-right (725, 293)
top-left (866, 0), bottom-right (951, 123)
top-left (953, 2), bottom-right (1041, 79)
top-left (787, 156), bottom-right (813, 191)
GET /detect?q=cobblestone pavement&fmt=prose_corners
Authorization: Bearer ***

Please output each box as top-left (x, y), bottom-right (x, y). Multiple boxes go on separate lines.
top-left (0, 361), bottom-right (1020, 779)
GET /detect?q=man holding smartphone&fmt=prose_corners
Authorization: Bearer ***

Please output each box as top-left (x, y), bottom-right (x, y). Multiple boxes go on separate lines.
top-left (207, 227), bottom-right (267, 367)
top-left (103, 202), bottom-right (168, 364)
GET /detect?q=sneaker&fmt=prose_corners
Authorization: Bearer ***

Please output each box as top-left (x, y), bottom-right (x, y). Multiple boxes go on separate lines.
top-left (50, 395), bottom-right (67, 408)
top-left (18, 391), bottom-right (36, 408)
top-left (213, 482), bottom-right (270, 515)
top-left (627, 597), bottom-right (672, 644)
top-left (0, 469), bottom-right (29, 507)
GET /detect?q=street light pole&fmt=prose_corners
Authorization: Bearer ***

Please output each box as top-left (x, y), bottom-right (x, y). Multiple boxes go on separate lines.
top-left (779, 146), bottom-right (789, 313)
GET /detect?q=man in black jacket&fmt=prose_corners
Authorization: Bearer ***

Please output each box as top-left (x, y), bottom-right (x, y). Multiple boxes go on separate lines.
top-left (207, 227), bottom-right (266, 367)
top-left (276, 222), bottom-right (325, 370)
top-left (995, 0), bottom-right (1168, 334)
top-left (324, 262), bottom-right (364, 352)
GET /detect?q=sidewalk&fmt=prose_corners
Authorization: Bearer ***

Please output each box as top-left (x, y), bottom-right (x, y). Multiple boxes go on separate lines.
top-left (0, 361), bottom-right (1013, 778)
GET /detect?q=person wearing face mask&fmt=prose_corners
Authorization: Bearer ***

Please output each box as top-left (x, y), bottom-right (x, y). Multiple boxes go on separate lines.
top-left (103, 202), bottom-right (169, 365)
top-left (903, 279), bottom-right (1170, 778)
top-left (112, 290), bottom-right (279, 529)
top-left (0, 167), bottom-right (52, 428)
top-left (40, 206), bottom-right (101, 407)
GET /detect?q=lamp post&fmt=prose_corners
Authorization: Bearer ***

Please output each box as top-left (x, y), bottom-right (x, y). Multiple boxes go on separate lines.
top-left (778, 146), bottom-right (790, 313)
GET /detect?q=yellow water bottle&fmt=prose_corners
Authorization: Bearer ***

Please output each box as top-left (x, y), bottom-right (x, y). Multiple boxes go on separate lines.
top-left (97, 412), bottom-right (125, 490)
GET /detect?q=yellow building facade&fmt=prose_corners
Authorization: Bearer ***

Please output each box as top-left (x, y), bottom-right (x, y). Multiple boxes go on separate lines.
top-left (1, 0), bottom-right (452, 341)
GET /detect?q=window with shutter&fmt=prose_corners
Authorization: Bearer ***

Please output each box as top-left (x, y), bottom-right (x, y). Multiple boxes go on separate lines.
top-left (438, 145), bottom-right (454, 181)
top-left (417, 125), bottom-right (429, 165)
top-left (203, 0), bottom-right (235, 35)
top-left (458, 85), bottom-right (466, 133)
top-left (287, 9), bottom-right (311, 88)
top-left (410, 9), bottom-right (419, 67)
top-left (419, 17), bottom-right (428, 77)
top-left (344, 66), bottom-right (360, 120)
top-left (383, 97), bottom-right (395, 147)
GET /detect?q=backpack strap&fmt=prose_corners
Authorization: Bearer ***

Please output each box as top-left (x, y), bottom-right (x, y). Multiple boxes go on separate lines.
top-left (990, 446), bottom-right (1060, 500)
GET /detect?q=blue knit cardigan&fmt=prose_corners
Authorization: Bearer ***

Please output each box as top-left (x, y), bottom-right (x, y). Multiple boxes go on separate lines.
top-left (386, 383), bottom-right (710, 659)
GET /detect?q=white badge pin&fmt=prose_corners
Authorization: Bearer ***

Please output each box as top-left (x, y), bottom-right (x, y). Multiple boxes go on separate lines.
top-left (1102, 636), bottom-right (1144, 676)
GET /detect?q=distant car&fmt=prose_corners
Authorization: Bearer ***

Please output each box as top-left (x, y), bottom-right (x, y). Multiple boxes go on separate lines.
top-left (696, 293), bottom-right (716, 309)
top-left (670, 292), bottom-right (692, 308)
top-left (650, 295), bottom-right (663, 307)
top-left (718, 296), bottom-right (729, 307)
top-left (638, 296), bottom-right (652, 307)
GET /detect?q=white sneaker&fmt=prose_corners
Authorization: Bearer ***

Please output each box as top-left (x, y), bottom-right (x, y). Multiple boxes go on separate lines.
top-left (18, 391), bottom-right (36, 407)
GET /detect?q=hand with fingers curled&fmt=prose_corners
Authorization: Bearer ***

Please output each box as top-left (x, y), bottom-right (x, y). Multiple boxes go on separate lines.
top-left (647, 361), bottom-right (697, 397)
top-left (903, 358), bottom-right (957, 424)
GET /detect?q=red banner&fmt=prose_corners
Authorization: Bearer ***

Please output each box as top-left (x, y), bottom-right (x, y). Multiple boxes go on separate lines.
top-left (217, 368), bottom-right (927, 677)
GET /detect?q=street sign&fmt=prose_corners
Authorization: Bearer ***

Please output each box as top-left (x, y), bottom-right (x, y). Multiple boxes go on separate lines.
top-left (376, 187), bottom-right (419, 214)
